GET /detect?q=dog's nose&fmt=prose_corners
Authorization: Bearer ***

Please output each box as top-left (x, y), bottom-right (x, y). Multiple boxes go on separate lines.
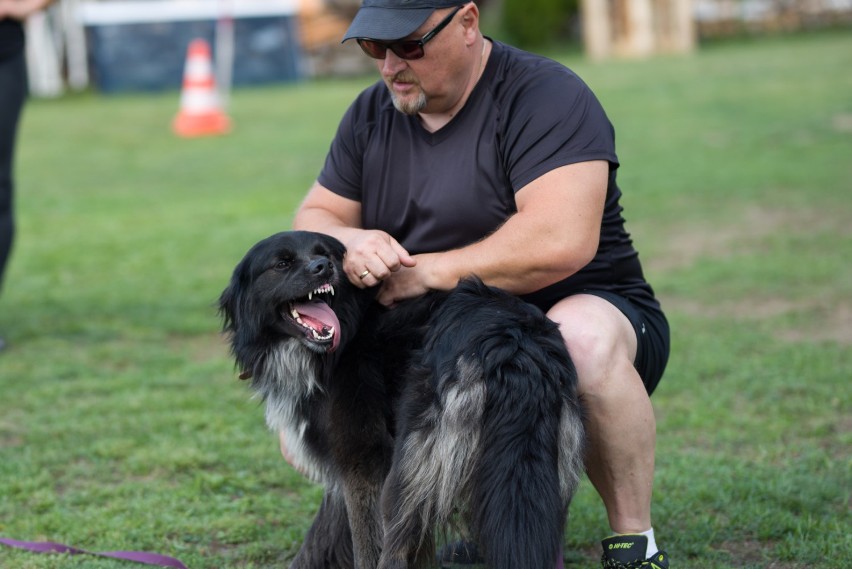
top-left (308, 257), bottom-right (333, 276)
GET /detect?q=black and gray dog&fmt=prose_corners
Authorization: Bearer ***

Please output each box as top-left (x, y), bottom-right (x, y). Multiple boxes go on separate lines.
top-left (219, 230), bottom-right (585, 569)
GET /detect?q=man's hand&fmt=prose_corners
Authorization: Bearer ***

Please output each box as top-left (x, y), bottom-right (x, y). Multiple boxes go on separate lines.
top-left (342, 229), bottom-right (416, 288)
top-left (376, 252), bottom-right (456, 306)
top-left (376, 265), bottom-right (428, 306)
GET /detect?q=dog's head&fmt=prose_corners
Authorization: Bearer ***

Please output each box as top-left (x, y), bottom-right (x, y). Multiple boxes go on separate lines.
top-left (219, 231), bottom-right (358, 377)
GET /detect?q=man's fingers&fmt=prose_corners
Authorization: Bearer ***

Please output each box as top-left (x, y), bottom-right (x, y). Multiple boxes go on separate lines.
top-left (344, 230), bottom-right (415, 286)
top-left (390, 238), bottom-right (417, 268)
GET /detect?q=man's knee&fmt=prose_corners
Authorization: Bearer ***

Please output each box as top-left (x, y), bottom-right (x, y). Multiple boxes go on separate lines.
top-left (547, 294), bottom-right (639, 396)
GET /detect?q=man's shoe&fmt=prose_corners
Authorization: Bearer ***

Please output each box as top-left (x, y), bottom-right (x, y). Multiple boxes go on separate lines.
top-left (601, 535), bottom-right (669, 568)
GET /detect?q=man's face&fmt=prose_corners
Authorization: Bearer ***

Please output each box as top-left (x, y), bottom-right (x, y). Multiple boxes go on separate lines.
top-left (375, 6), bottom-right (469, 116)
top-left (385, 63), bottom-right (428, 115)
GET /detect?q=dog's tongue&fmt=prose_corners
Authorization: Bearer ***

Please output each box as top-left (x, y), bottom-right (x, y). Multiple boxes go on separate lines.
top-left (294, 300), bottom-right (341, 351)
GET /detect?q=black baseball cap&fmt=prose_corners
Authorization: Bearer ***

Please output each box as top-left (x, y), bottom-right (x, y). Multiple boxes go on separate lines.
top-left (342, 0), bottom-right (464, 42)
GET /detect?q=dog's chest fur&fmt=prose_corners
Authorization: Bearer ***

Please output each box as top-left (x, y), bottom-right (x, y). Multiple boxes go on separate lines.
top-left (253, 340), bottom-right (330, 482)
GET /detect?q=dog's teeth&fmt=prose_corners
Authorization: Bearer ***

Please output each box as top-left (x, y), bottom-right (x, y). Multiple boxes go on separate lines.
top-left (306, 284), bottom-right (333, 299)
top-left (309, 326), bottom-right (334, 341)
top-left (291, 307), bottom-right (307, 327)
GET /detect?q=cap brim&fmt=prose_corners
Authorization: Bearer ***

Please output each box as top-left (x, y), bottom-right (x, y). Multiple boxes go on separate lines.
top-left (342, 6), bottom-right (435, 42)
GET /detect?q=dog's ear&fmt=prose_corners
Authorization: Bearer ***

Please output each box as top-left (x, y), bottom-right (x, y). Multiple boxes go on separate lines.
top-left (218, 279), bottom-right (237, 331)
top-left (219, 254), bottom-right (252, 333)
top-left (219, 258), bottom-right (263, 379)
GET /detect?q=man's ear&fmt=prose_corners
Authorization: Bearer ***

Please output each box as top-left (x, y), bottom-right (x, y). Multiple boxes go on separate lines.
top-left (460, 2), bottom-right (480, 39)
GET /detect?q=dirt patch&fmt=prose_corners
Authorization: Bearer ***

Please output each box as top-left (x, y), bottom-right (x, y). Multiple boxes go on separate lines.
top-left (646, 205), bottom-right (846, 274)
top-left (832, 113), bottom-right (852, 133)
top-left (649, 204), bottom-right (851, 345)
top-left (663, 296), bottom-right (852, 346)
top-left (776, 302), bottom-right (852, 345)
top-left (0, 433), bottom-right (24, 448)
top-left (666, 296), bottom-right (801, 320)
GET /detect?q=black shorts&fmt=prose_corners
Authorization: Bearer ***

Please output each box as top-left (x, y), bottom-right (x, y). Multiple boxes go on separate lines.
top-left (527, 290), bottom-right (670, 396)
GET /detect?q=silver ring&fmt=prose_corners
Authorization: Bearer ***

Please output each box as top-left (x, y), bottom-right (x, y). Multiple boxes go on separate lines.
top-left (358, 269), bottom-right (371, 280)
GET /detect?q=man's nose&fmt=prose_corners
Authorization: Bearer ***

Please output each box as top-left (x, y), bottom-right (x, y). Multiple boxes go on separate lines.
top-left (381, 50), bottom-right (409, 75)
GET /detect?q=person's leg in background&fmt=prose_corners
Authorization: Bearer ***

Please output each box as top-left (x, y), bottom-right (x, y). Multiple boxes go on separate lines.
top-left (0, 49), bottom-right (29, 351)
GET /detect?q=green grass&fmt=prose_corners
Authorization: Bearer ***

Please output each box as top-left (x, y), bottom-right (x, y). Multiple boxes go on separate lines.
top-left (1, 31), bottom-right (850, 568)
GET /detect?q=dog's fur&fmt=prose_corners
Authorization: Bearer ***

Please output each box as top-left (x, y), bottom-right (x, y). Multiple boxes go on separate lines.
top-left (219, 231), bottom-right (585, 569)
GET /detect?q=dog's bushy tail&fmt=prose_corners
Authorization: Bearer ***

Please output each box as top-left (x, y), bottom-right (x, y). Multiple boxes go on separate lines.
top-left (472, 321), bottom-right (584, 569)
top-left (379, 353), bottom-right (486, 568)
top-left (381, 279), bottom-right (584, 569)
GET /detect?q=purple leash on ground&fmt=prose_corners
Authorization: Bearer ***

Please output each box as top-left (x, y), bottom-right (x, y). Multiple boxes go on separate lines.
top-left (0, 538), bottom-right (188, 568)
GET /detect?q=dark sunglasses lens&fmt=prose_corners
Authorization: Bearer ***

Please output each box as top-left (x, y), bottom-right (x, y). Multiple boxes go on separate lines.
top-left (357, 39), bottom-right (387, 59)
top-left (390, 41), bottom-right (425, 60)
top-left (357, 39), bottom-right (425, 60)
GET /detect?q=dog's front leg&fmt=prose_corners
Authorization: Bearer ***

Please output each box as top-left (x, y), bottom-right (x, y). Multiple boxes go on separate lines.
top-left (326, 349), bottom-right (397, 568)
top-left (289, 488), bottom-right (354, 569)
top-left (338, 466), bottom-right (387, 568)
top-left (328, 398), bottom-right (391, 567)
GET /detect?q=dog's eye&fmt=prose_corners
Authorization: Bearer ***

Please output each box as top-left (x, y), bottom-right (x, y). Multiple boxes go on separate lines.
top-left (274, 258), bottom-right (294, 270)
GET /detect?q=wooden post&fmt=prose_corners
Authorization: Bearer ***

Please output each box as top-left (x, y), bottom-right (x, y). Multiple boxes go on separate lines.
top-left (625, 0), bottom-right (655, 58)
top-left (580, 0), bottom-right (612, 60)
top-left (654, 0), bottom-right (696, 54)
top-left (581, 0), bottom-right (696, 60)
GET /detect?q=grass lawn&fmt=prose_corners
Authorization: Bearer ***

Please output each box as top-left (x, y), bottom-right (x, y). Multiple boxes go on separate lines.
top-left (1, 30), bottom-right (850, 568)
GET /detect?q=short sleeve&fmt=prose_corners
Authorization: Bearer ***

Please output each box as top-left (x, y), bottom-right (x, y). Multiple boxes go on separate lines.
top-left (499, 63), bottom-right (618, 192)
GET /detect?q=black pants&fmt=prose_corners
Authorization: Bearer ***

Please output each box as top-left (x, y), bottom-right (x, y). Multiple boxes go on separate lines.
top-left (0, 50), bottom-right (27, 292)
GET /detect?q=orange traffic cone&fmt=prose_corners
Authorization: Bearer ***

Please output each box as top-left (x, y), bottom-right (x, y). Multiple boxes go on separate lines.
top-left (172, 38), bottom-right (231, 137)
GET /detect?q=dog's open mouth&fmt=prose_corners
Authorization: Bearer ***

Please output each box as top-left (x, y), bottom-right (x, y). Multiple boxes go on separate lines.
top-left (285, 283), bottom-right (341, 352)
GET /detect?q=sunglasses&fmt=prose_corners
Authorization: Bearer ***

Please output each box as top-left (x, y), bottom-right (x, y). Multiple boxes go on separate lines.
top-left (356, 5), bottom-right (464, 61)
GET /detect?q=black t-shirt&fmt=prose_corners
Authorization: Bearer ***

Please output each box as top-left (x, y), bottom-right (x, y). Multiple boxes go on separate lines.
top-left (318, 40), bottom-right (658, 309)
top-left (0, 19), bottom-right (25, 61)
